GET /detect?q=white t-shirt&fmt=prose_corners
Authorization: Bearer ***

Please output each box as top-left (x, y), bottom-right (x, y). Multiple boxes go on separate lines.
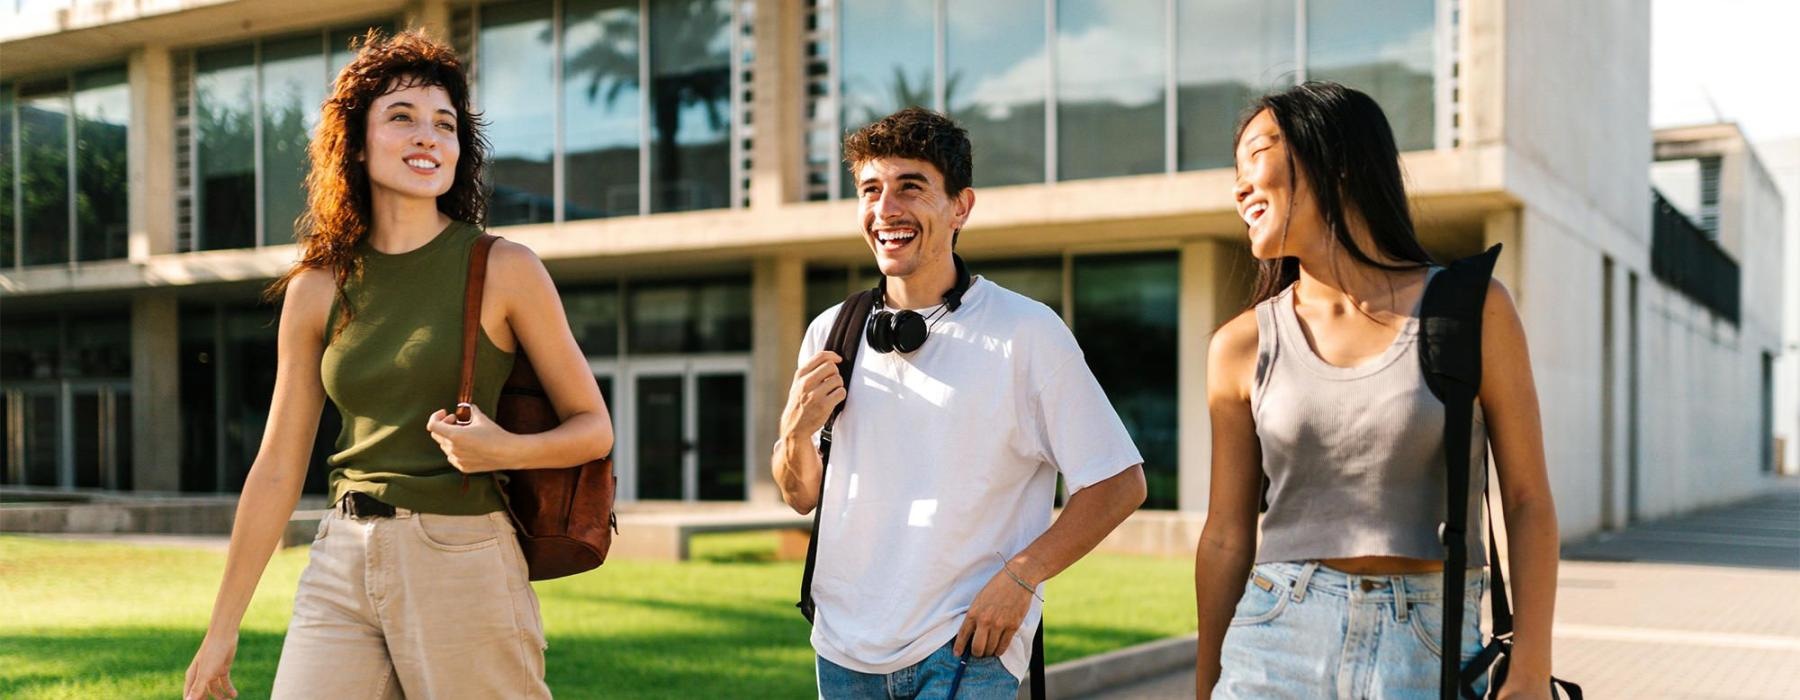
top-left (797, 277), bottom-right (1143, 680)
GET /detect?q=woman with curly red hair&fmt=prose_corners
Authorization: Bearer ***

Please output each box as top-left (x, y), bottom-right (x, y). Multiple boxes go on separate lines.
top-left (183, 29), bottom-right (611, 700)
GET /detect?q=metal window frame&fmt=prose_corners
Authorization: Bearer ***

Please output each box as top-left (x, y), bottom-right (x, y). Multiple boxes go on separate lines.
top-left (638, 0), bottom-right (653, 216)
top-left (727, 0), bottom-right (748, 208)
top-left (1433, 0), bottom-right (1455, 150)
top-left (827, 0), bottom-right (844, 199)
top-left (932, 0), bottom-right (947, 113)
top-left (1163, 0), bottom-right (1177, 174)
top-left (553, 0), bottom-right (567, 224)
top-left (1044, 0), bottom-right (1058, 184)
top-left (1295, 0), bottom-right (1309, 83)
top-left (7, 85), bottom-right (19, 269)
top-left (63, 82), bottom-right (76, 267)
top-left (251, 40), bottom-right (267, 246)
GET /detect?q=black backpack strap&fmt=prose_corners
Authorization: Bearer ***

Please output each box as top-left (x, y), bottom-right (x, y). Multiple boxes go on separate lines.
top-left (1029, 623), bottom-right (1045, 700)
top-left (1418, 244), bottom-right (1501, 700)
top-left (797, 289), bottom-right (878, 623)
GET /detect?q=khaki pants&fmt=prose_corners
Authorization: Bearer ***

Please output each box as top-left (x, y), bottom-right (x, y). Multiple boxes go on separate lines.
top-left (271, 508), bottom-right (551, 699)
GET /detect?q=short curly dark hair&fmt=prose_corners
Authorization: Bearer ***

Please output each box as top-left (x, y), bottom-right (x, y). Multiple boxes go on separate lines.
top-left (842, 107), bottom-right (972, 195)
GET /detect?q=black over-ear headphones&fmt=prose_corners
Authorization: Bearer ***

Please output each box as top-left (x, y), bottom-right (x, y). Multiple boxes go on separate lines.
top-left (866, 254), bottom-right (972, 354)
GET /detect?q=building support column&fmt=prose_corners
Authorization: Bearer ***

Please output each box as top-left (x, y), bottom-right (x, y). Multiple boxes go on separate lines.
top-left (749, 0), bottom-right (807, 211)
top-left (131, 293), bottom-right (182, 492)
top-left (750, 254), bottom-right (806, 505)
top-left (1484, 208), bottom-right (1523, 303)
top-left (405, 0), bottom-right (453, 39)
top-left (128, 45), bottom-right (176, 261)
top-left (1177, 238), bottom-right (1253, 513)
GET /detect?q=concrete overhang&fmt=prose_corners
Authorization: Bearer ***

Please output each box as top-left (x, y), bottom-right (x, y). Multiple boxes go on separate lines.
top-left (1, 0), bottom-right (407, 78)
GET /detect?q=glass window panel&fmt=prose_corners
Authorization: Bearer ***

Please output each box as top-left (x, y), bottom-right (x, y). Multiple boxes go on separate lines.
top-left (65, 314), bottom-right (130, 378)
top-left (0, 317), bottom-right (58, 381)
top-left (978, 257), bottom-right (1063, 316)
top-left (947, 0), bottom-right (1046, 188)
top-left (648, 0), bottom-right (733, 213)
top-left (1072, 252), bottom-right (1179, 509)
top-left (1306, 0), bottom-right (1436, 151)
top-left (74, 391), bottom-right (103, 488)
top-left (839, 0), bottom-right (933, 197)
top-left (74, 67), bottom-right (131, 261)
top-left (692, 277), bottom-right (751, 352)
top-left (635, 374), bottom-right (684, 499)
top-left (179, 305), bottom-right (219, 492)
top-left (1056, 0), bottom-right (1166, 181)
top-left (1178, 0), bottom-right (1295, 171)
top-left (626, 277), bottom-right (751, 354)
top-left (564, 0), bottom-right (642, 220)
top-left (805, 266), bottom-right (851, 320)
top-left (480, 0), bottom-right (557, 226)
top-left (19, 85), bottom-right (70, 266)
top-left (195, 45), bottom-right (259, 250)
top-left (1, 85), bottom-right (14, 269)
top-left (19, 392), bottom-right (60, 487)
top-left (696, 373), bottom-right (745, 500)
top-left (113, 389), bottom-right (133, 490)
top-left (562, 283), bottom-right (621, 357)
top-left (330, 23), bottom-right (397, 73)
top-left (261, 35), bottom-right (328, 246)
top-left (220, 306), bottom-right (279, 491)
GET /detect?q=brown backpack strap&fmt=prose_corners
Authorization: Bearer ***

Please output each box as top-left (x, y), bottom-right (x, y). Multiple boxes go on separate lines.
top-left (457, 234), bottom-right (501, 425)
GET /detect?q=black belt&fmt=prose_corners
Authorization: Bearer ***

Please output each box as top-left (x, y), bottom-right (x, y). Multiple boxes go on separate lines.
top-left (338, 492), bottom-right (398, 519)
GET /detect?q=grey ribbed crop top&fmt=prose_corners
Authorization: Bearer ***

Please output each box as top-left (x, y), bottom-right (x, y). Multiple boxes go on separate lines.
top-left (1251, 270), bottom-right (1488, 565)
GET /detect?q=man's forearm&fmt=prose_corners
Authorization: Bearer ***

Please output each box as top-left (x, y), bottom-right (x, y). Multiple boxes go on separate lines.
top-left (1006, 466), bottom-right (1147, 585)
top-left (771, 432), bottom-right (824, 514)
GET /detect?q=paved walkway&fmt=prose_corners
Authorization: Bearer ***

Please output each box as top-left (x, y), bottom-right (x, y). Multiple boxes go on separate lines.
top-left (1083, 485), bottom-right (1800, 699)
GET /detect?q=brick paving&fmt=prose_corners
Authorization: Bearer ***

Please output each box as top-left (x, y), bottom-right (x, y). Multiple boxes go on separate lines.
top-left (1082, 485), bottom-right (1800, 699)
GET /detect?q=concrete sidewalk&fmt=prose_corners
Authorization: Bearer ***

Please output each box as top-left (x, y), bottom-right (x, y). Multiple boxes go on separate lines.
top-left (1082, 486), bottom-right (1800, 699)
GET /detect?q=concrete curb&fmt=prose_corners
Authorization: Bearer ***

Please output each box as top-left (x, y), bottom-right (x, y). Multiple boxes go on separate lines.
top-left (1019, 634), bottom-right (1197, 699)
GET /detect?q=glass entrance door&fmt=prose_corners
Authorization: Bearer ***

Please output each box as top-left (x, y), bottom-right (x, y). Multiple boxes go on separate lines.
top-left (3, 381), bottom-right (130, 490)
top-left (618, 357), bottom-right (749, 502)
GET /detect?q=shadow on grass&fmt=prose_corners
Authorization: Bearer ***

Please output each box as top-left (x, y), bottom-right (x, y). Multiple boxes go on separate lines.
top-left (0, 628), bottom-right (286, 698)
top-left (0, 603), bottom-right (1181, 698)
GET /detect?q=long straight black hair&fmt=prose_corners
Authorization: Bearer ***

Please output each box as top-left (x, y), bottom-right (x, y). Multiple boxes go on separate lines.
top-left (1236, 81), bottom-right (1436, 309)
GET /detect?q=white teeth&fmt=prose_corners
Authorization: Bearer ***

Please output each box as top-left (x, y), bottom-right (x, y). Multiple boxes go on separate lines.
top-left (1243, 203), bottom-right (1268, 226)
top-left (406, 158), bottom-right (439, 170)
top-left (877, 231), bottom-right (916, 243)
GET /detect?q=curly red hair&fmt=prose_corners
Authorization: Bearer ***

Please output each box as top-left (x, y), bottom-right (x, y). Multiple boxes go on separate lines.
top-left (266, 28), bottom-right (489, 336)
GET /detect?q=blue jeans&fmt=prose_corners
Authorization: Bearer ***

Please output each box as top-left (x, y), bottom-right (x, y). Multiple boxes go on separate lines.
top-left (1215, 561), bottom-right (1491, 699)
top-left (817, 639), bottom-right (1020, 700)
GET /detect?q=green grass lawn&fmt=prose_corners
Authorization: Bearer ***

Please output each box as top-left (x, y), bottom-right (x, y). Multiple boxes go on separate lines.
top-left (0, 532), bottom-right (1196, 699)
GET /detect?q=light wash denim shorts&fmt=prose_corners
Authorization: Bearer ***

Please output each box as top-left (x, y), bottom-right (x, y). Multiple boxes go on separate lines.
top-left (1215, 561), bottom-right (1490, 699)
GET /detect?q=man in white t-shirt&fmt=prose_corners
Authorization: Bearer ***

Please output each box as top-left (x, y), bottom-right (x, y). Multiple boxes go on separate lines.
top-left (773, 107), bottom-right (1147, 699)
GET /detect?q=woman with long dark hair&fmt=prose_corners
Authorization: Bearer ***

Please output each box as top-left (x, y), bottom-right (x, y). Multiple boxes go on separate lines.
top-left (1193, 82), bottom-right (1562, 698)
top-left (182, 29), bottom-right (611, 699)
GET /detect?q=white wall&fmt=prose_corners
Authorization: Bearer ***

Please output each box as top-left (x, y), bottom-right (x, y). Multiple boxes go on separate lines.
top-left (1636, 287), bottom-right (1770, 517)
top-left (1765, 138), bottom-right (1800, 475)
top-left (1499, 0), bottom-right (1652, 537)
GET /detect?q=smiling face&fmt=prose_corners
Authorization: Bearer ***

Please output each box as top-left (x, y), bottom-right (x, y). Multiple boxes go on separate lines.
top-left (855, 156), bottom-right (972, 280)
top-left (1233, 109), bottom-right (1327, 261)
top-left (362, 81), bottom-right (461, 203)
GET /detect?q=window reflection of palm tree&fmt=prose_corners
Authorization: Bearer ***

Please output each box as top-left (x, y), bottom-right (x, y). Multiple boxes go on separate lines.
top-left (559, 0), bottom-right (732, 211)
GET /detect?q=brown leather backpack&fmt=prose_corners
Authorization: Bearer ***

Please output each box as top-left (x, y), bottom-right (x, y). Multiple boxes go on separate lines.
top-left (456, 233), bottom-right (617, 581)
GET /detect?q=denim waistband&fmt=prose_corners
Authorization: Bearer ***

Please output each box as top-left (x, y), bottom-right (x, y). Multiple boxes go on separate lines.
top-left (1253, 560), bottom-right (1485, 603)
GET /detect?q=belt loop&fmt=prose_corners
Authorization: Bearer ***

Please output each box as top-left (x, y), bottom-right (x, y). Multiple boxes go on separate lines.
top-left (1292, 561), bottom-right (1320, 602)
top-left (1393, 575), bottom-right (1409, 622)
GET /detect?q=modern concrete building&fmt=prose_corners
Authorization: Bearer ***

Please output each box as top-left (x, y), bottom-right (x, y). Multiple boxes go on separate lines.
top-left (1, 0), bottom-right (1784, 539)
top-left (1753, 136), bottom-right (1800, 478)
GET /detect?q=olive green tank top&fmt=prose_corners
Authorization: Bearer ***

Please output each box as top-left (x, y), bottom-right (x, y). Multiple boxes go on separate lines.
top-left (321, 220), bottom-right (516, 515)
